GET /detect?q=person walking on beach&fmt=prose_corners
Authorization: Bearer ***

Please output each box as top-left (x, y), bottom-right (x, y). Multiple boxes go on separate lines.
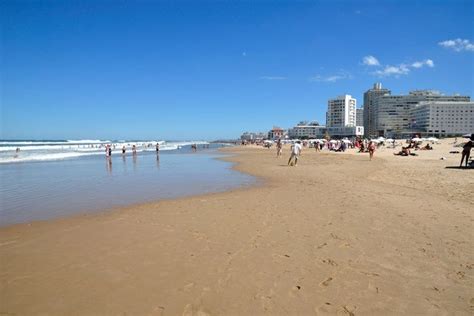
top-left (156, 143), bottom-right (160, 153)
top-left (288, 141), bottom-right (302, 166)
top-left (108, 145), bottom-right (112, 157)
top-left (105, 144), bottom-right (110, 158)
top-left (460, 136), bottom-right (473, 167)
top-left (368, 141), bottom-right (376, 160)
top-left (276, 139), bottom-right (282, 157)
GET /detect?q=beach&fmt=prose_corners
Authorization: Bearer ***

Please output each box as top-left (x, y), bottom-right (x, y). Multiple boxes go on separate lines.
top-left (0, 140), bottom-right (473, 315)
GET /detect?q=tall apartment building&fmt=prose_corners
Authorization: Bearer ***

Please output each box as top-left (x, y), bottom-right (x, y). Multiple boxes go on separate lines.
top-left (326, 95), bottom-right (356, 127)
top-left (373, 90), bottom-right (470, 137)
top-left (363, 83), bottom-right (391, 137)
top-left (356, 108), bottom-right (364, 127)
top-left (411, 101), bottom-right (474, 136)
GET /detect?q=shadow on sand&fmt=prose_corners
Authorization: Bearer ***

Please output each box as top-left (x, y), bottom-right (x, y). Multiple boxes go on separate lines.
top-left (445, 166), bottom-right (474, 170)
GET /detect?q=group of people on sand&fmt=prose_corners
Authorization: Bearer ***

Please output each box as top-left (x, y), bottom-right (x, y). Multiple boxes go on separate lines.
top-left (271, 134), bottom-right (474, 166)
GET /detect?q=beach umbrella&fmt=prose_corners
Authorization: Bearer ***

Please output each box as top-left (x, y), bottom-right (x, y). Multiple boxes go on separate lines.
top-left (412, 137), bottom-right (422, 142)
top-left (462, 133), bottom-right (473, 139)
top-left (342, 139), bottom-right (351, 143)
top-left (386, 138), bottom-right (394, 142)
top-left (427, 137), bottom-right (438, 142)
top-left (329, 140), bottom-right (337, 143)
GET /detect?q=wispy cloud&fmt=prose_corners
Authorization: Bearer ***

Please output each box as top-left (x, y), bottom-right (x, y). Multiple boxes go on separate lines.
top-left (365, 55), bottom-right (435, 77)
top-left (411, 59), bottom-right (434, 68)
top-left (438, 38), bottom-right (474, 52)
top-left (309, 72), bottom-right (352, 83)
top-left (259, 76), bottom-right (287, 80)
top-left (373, 64), bottom-right (410, 77)
top-left (362, 55), bottom-right (380, 66)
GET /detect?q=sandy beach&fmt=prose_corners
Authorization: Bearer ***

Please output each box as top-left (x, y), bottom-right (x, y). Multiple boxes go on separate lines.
top-left (1, 139), bottom-right (473, 315)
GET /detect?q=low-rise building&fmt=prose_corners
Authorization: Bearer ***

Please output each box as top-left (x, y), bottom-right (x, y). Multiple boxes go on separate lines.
top-left (268, 126), bottom-right (286, 140)
top-left (327, 126), bottom-right (364, 138)
top-left (240, 132), bottom-right (267, 141)
top-left (288, 121), bottom-right (325, 139)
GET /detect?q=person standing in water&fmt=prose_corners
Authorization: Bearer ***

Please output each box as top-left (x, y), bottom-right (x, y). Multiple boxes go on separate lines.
top-left (156, 143), bottom-right (160, 153)
top-left (132, 145), bottom-right (137, 155)
top-left (122, 145), bottom-right (126, 155)
top-left (108, 145), bottom-right (112, 157)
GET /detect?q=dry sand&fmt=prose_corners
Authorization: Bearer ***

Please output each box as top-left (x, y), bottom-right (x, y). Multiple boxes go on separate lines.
top-left (1, 139), bottom-right (473, 315)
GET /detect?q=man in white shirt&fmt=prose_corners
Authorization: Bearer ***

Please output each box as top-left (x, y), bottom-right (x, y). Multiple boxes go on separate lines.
top-left (288, 141), bottom-right (302, 166)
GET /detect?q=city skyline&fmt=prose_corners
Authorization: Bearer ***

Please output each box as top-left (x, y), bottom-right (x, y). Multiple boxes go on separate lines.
top-left (2, 0), bottom-right (473, 140)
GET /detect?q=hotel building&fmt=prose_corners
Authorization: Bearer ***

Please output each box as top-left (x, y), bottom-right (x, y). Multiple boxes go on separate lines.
top-left (411, 101), bottom-right (474, 137)
top-left (373, 90), bottom-right (470, 138)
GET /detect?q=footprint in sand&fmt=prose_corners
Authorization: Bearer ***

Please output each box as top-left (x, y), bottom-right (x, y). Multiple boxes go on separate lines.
top-left (314, 302), bottom-right (337, 314)
top-left (320, 277), bottom-right (333, 287)
top-left (322, 259), bottom-right (338, 266)
top-left (342, 305), bottom-right (356, 316)
top-left (183, 282), bottom-right (195, 292)
top-left (316, 242), bottom-right (327, 249)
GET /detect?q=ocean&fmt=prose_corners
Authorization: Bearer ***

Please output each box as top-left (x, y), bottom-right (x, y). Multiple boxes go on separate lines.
top-left (0, 140), bottom-right (255, 226)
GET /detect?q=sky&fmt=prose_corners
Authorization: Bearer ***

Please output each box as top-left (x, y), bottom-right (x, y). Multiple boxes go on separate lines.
top-left (1, 0), bottom-right (473, 140)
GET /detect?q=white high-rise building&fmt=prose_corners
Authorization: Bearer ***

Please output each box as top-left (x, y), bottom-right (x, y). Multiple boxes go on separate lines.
top-left (326, 95), bottom-right (356, 127)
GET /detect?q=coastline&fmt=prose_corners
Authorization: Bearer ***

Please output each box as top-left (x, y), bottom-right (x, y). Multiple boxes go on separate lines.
top-left (0, 147), bottom-right (255, 227)
top-left (1, 144), bottom-right (473, 315)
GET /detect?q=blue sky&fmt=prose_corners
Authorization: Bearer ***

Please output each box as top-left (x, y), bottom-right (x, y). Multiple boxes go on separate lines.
top-left (1, 0), bottom-right (473, 140)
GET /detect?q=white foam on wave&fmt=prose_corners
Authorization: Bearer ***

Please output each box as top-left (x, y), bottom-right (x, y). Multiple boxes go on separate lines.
top-left (0, 140), bottom-right (210, 163)
top-left (0, 140), bottom-right (110, 145)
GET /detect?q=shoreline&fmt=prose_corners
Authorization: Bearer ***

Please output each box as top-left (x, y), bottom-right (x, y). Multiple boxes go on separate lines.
top-left (1, 144), bottom-right (472, 314)
top-left (0, 147), bottom-right (256, 228)
top-left (0, 148), bottom-right (262, 231)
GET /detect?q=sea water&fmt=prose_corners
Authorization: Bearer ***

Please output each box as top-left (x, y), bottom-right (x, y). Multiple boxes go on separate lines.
top-left (0, 141), bottom-right (254, 226)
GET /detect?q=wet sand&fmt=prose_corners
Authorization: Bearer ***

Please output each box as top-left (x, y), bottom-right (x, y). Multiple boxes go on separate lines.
top-left (1, 140), bottom-right (473, 315)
